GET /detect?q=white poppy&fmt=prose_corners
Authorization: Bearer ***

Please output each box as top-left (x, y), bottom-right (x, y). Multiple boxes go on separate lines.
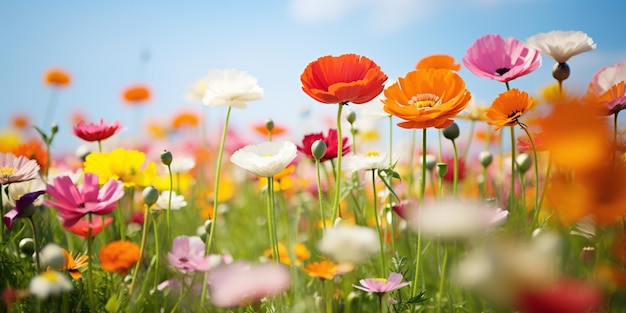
top-left (318, 225), bottom-right (380, 264)
top-left (202, 69), bottom-right (263, 108)
top-left (342, 150), bottom-right (388, 172)
top-left (230, 141), bottom-right (297, 177)
top-left (526, 30), bottom-right (596, 63)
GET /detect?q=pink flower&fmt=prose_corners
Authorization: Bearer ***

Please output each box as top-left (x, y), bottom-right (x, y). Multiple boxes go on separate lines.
top-left (3, 190), bottom-right (45, 229)
top-left (298, 129), bottom-right (351, 162)
top-left (0, 153), bottom-right (40, 185)
top-left (353, 272), bottom-right (411, 294)
top-left (167, 235), bottom-right (212, 274)
top-left (587, 60), bottom-right (626, 115)
top-left (72, 119), bottom-right (122, 142)
top-left (463, 34), bottom-right (542, 83)
top-left (208, 261), bottom-right (290, 307)
top-left (44, 173), bottom-right (124, 227)
top-left (64, 216), bottom-right (113, 238)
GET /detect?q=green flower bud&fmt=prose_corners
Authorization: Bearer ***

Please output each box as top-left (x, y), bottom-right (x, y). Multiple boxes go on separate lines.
top-left (424, 154), bottom-right (437, 171)
top-left (160, 150), bottom-right (173, 166)
top-left (142, 186), bottom-right (159, 206)
top-left (311, 139), bottom-right (327, 161)
top-left (346, 109), bottom-right (357, 124)
top-left (516, 153), bottom-right (532, 174)
top-left (265, 119), bottom-right (274, 132)
top-left (479, 151), bottom-right (493, 168)
top-left (552, 62), bottom-right (570, 82)
top-left (442, 122), bottom-right (460, 141)
top-left (19, 238), bottom-right (35, 256)
top-left (51, 123), bottom-right (59, 135)
top-left (436, 162), bottom-right (448, 178)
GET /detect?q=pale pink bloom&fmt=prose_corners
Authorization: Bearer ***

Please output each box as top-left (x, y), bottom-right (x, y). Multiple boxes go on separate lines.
top-left (463, 34), bottom-right (542, 83)
top-left (72, 119), bottom-right (122, 142)
top-left (353, 272), bottom-right (410, 294)
top-left (0, 153), bottom-right (40, 185)
top-left (167, 235), bottom-right (212, 273)
top-left (588, 60), bottom-right (626, 114)
top-left (44, 173), bottom-right (124, 227)
top-left (208, 261), bottom-right (290, 307)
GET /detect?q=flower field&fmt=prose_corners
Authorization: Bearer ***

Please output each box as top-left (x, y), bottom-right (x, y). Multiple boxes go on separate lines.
top-left (2, 31), bottom-right (626, 312)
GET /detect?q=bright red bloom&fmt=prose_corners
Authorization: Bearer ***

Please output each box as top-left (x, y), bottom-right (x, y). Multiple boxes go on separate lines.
top-left (64, 216), bottom-right (113, 238)
top-left (72, 119), bottom-right (122, 142)
top-left (515, 279), bottom-right (603, 313)
top-left (301, 54), bottom-right (388, 104)
top-left (298, 129), bottom-right (351, 162)
top-left (442, 155), bottom-right (466, 183)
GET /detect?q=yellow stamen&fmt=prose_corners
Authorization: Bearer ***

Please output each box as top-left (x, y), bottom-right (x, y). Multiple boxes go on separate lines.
top-left (408, 93), bottom-right (442, 108)
top-left (365, 151), bottom-right (380, 157)
top-left (0, 167), bottom-right (16, 178)
top-left (42, 271), bottom-right (59, 282)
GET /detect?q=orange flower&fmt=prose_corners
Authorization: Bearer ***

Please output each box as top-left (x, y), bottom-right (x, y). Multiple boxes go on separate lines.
top-left (301, 53), bottom-right (388, 104)
top-left (12, 140), bottom-right (48, 172)
top-left (302, 260), bottom-right (337, 280)
top-left (253, 123), bottom-right (287, 137)
top-left (171, 110), bottom-right (200, 130)
top-left (122, 84), bottom-right (151, 104)
top-left (486, 89), bottom-right (536, 130)
top-left (263, 242), bottom-right (310, 266)
top-left (61, 249), bottom-right (89, 279)
top-left (383, 68), bottom-right (471, 129)
top-left (10, 114), bottom-right (30, 129)
top-left (99, 240), bottom-right (140, 276)
top-left (416, 54), bottom-right (460, 71)
top-left (44, 68), bottom-right (71, 87)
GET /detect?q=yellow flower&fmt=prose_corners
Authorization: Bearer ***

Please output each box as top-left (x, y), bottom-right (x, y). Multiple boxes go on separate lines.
top-left (152, 173), bottom-right (193, 194)
top-left (302, 260), bottom-right (337, 280)
top-left (84, 148), bottom-right (157, 187)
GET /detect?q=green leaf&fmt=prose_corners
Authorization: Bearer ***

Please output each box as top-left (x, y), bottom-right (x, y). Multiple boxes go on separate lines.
top-left (105, 294), bottom-right (121, 313)
top-left (407, 291), bottom-right (428, 304)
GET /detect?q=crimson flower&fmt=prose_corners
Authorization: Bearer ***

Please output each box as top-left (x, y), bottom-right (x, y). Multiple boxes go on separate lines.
top-left (72, 119), bottom-right (122, 142)
top-left (64, 216), bottom-right (113, 238)
top-left (44, 173), bottom-right (124, 227)
top-left (515, 279), bottom-right (603, 313)
top-left (298, 129), bottom-right (351, 162)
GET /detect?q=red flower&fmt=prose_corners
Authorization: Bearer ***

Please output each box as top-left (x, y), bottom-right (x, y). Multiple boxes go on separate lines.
top-left (442, 155), bottom-right (466, 183)
top-left (301, 54), bottom-right (387, 104)
top-left (298, 129), bottom-right (351, 162)
top-left (64, 216), bottom-right (113, 238)
top-left (72, 119), bottom-right (122, 142)
top-left (515, 279), bottom-right (603, 313)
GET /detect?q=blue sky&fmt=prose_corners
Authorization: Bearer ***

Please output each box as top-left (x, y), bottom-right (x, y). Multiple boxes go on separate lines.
top-left (1, 0), bottom-right (624, 152)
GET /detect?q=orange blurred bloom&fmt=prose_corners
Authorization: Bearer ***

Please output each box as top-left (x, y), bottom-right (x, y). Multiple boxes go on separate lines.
top-left (253, 123), bottom-right (287, 137)
top-left (263, 242), bottom-right (311, 266)
top-left (383, 68), bottom-right (471, 129)
top-left (416, 54), bottom-right (461, 71)
top-left (12, 140), bottom-right (48, 172)
top-left (171, 110), bottom-right (200, 130)
top-left (99, 240), bottom-right (140, 276)
top-left (147, 121), bottom-right (168, 139)
top-left (301, 53), bottom-right (388, 104)
top-left (122, 84), bottom-right (151, 104)
top-left (10, 114), bottom-right (30, 129)
top-left (61, 249), bottom-right (89, 280)
top-left (44, 68), bottom-right (71, 87)
top-left (486, 89), bottom-right (536, 130)
top-left (302, 260), bottom-right (337, 280)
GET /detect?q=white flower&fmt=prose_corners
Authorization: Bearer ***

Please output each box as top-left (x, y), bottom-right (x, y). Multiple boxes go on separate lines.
top-left (410, 200), bottom-right (508, 239)
top-left (29, 270), bottom-right (73, 299)
top-left (155, 191), bottom-right (188, 210)
top-left (6, 178), bottom-right (46, 207)
top-left (342, 151), bottom-right (388, 172)
top-left (570, 216), bottom-right (596, 240)
top-left (230, 141), bottom-right (297, 177)
top-left (526, 30), bottom-right (596, 63)
top-left (36, 243), bottom-right (65, 269)
top-left (318, 225), bottom-right (380, 264)
top-left (168, 155), bottom-right (196, 174)
top-left (589, 60), bottom-right (626, 95)
top-left (186, 76), bottom-right (208, 103)
top-left (202, 69), bottom-right (263, 108)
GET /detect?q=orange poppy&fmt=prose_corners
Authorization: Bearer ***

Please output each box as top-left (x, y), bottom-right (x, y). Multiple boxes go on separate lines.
top-left (263, 242), bottom-right (311, 266)
top-left (486, 88), bottom-right (536, 130)
top-left (12, 140), bottom-right (48, 172)
top-left (10, 114), bottom-right (30, 129)
top-left (302, 260), bottom-right (337, 280)
top-left (99, 240), bottom-right (140, 276)
top-left (300, 53), bottom-right (388, 104)
top-left (61, 249), bottom-right (89, 279)
top-left (122, 84), bottom-right (151, 104)
top-left (416, 54), bottom-right (461, 71)
top-left (44, 68), bottom-right (71, 86)
top-left (171, 110), bottom-right (200, 130)
top-left (382, 68), bottom-right (471, 129)
top-left (253, 123), bottom-right (287, 137)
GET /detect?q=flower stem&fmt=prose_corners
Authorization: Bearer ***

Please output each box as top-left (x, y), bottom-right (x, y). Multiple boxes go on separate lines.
top-left (86, 214), bottom-right (96, 312)
top-left (315, 159), bottom-right (327, 231)
top-left (152, 214), bottom-right (161, 290)
top-left (519, 123), bottom-right (541, 229)
top-left (267, 176), bottom-right (280, 263)
top-left (451, 139), bottom-right (459, 197)
top-left (508, 126), bottom-right (516, 212)
top-left (166, 164), bottom-right (174, 239)
top-left (371, 170), bottom-right (386, 276)
top-left (129, 204), bottom-right (150, 299)
top-left (331, 103), bottom-right (345, 223)
top-left (412, 128), bottom-right (427, 297)
top-left (27, 217), bottom-right (40, 273)
top-left (436, 241), bottom-right (449, 313)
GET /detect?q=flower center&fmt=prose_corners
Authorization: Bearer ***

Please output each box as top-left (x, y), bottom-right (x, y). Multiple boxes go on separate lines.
top-left (179, 257), bottom-right (189, 263)
top-left (262, 154), bottom-right (275, 158)
top-left (42, 271), bottom-right (59, 282)
top-left (495, 68), bottom-right (510, 76)
top-left (373, 278), bottom-right (387, 282)
top-left (365, 151), bottom-right (379, 157)
top-left (408, 93), bottom-right (441, 109)
top-left (0, 167), bottom-right (16, 178)
top-left (508, 110), bottom-right (522, 120)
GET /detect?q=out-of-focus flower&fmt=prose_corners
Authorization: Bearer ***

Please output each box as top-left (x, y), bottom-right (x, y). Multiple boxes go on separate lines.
top-left (167, 155), bottom-right (196, 174)
top-left (29, 270), bottom-right (73, 299)
top-left (416, 54), bottom-right (460, 71)
top-left (526, 30), bottom-right (596, 64)
top-left (201, 69), bottom-right (263, 108)
top-left (570, 216), bottom-right (596, 240)
top-left (0, 131), bottom-right (21, 153)
top-left (122, 84), bottom-right (151, 104)
top-left (382, 68), bottom-right (471, 129)
top-left (11, 140), bottom-right (48, 173)
top-left (252, 121), bottom-right (287, 137)
top-left (3, 190), bottom-right (45, 229)
top-left (64, 216), bottom-right (113, 238)
top-left (318, 225), bottom-right (380, 264)
top-left (486, 89), bottom-right (536, 130)
top-left (208, 261), bottom-right (291, 308)
top-left (44, 68), bottom-right (71, 87)
top-left (230, 141), bottom-right (297, 177)
top-left (10, 113), bottom-right (30, 129)
top-left (587, 60), bottom-right (626, 115)
top-left (0, 153), bottom-right (40, 185)
top-left (84, 148), bottom-right (157, 187)
top-left (342, 150), bottom-right (388, 172)
top-left (463, 34), bottom-right (542, 83)
top-left (302, 260), bottom-right (337, 280)
top-left (517, 132), bottom-right (546, 153)
top-left (60, 249), bottom-right (88, 279)
top-left (99, 240), bottom-right (141, 276)
top-left (514, 278), bottom-right (603, 313)
top-left (457, 100), bottom-right (490, 122)
top-left (154, 191), bottom-right (187, 210)
top-left (263, 242), bottom-right (311, 266)
top-left (301, 53), bottom-right (387, 104)
top-left (44, 173), bottom-right (124, 227)
top-left (391, 199), bottom-right (418, 220)
top-left (185, 76), bottom-right (208, 103)
top-left (168, 235), bottom-right (212, 273)
top-left (170, 110), bottom-right (200, 130)
top-left (353, 272), bottom-right (411, 294)
top-left (441, 154), bottom-right (466, 183)
top-left (298, 129), bottom-right (351, 162)
top-left (38, 243), bottom-right (66, 269)
top-left (72, 119), bottom-right (122, 142)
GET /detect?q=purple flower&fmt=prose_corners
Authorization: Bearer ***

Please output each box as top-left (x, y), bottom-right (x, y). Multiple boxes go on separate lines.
top-left (167, 235), bottom-right (212, 273)
top-left (3, 190), bottom-right (45, 229)
top-left (353, 272), bottom-right (411, 294)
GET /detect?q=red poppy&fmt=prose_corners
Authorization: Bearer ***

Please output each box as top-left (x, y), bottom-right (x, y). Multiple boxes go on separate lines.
top-left (72, 119), bottom-right (122, 142)
top-left (300, 54), bottom-right (387, 104)
top-left (515, 278), bottom-right (603, 313)
top-left (298, 129), bottom-right (351, 162)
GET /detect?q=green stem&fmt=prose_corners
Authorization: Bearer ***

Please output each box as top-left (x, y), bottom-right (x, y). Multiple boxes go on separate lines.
top-left (129, 205), bottom-right (150, 299)
top-left (43, 88), bottom-right (59, 130)
top-left (0, 185), bottom-right (4, 243)
top-left (331, 103), bottom-right (345, 223)
top-left (28, 216), bottom-right (40, 273)
top-left (86, 214), bottom-right (96, 312)
top-left (407, 129), bottom-right (417, 199)
top-left (166, 164), bottom-right (174, 239)
top-left (436, 242), bottom-right (449, 313)
top-left (451, 139), bottom-right (459, 197)
top-left (412, 128), bottom-right (427, 297)
top-left (519, 123), bottom-right (541, 229)
top-left (152, 214), bottom-right (161, 290)
top-left (97, 140), bottom-right (103, 153)
top-left (371, 170), bottom-right (386, 276)
top-left (315, 159), bottom-right (327, 231)
top-left (267, 176), bottom-right (279, 263)
top-left (509, 126), bottom-right (516, 212)
top-left (116, 199), bottom-right (126, 241)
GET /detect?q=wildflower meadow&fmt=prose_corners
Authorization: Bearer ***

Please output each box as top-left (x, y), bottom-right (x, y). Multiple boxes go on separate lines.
top-left (3, 30), bottom-right (626, 313)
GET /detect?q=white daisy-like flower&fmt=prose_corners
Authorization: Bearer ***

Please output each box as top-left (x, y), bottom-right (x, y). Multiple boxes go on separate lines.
top-left (342, 150), bottom-right (388, 172)
top-left (526, 30), bottom-right (596, 63)
top-left (186, 76), bottom-right (208, 103)
top-left (155, 191), bottom-right (188, 210)
top-left (29, 270), bottom-right (73, 299)
top-left (202, 69), bottom-right (264, 108)
top-left (6, 178), bottom-right (46, 207)
top-left (318, 225), bottom-right (380, 264)
top-left (230, 141), bottom-right (297, 177)
top-left (167, 155), bottom-right (196, 174)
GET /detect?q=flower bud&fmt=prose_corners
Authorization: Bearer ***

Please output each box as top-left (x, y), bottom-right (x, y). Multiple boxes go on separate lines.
top-left (442, 122), bottom-right (460, 141)
top-left (552, 62), bottom-right (570, 82)
top-left (204, 219), bottom-right (212, 235)
top-left (19, 238), bottom-right (35, 256)
top-left (579, 246), bottom-right (596, 266)
top-left (38, 243), bottom-right (65, 269)
top-left (311, 139), bottom-right (327, 161)
top-left (51, 123), bottom-right (59, 135)
top-left (142, 186), bottom-right (159, 206)
top-left (479, 151), bottom-right (493, 168)
top-left (346, 109), bottom-right (357, 124)
top-left (265, 119), bottom-right (274, 132)
top-left (160, 150), bottom-right (173, 166)
top-left (436, 162), bottom-right (448, 178)
top-left (516, 153), bottom-right (532, 174)
top-left (424, 154), bottom-right (437, 171)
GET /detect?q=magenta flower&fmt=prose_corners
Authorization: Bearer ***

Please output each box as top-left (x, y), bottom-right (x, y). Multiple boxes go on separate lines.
top-left (3, 190), bottom-right (45, 229)
top-left (353, 272), bottom-right (411, 295)
top-left (167, 235), bottom-right (212, 274)
top-left (463, 34), bottom-right (542, 83)
top-left (0, 153), bottom-right (40, 185)
top-left (44, 173), bottom-right (124, 227)
top-left (72, 119), bottom-right (122, 142)
top-left (298, 129), bottom-right (351, 162)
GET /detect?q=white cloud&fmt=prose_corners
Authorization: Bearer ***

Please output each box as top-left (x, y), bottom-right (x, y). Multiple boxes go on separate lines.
top-left (288, 0), bottom-right (367, 23)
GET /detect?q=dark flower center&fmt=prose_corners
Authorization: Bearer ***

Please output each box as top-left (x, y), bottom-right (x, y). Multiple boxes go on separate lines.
top-left (179, 257), bottom-right (188, 263)
top-left (495, 68), bottom-right (510, 76)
